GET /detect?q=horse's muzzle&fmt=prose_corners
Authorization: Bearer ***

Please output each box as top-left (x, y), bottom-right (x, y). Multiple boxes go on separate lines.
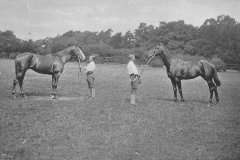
top-left (78, 56), bottom-right (85, 61)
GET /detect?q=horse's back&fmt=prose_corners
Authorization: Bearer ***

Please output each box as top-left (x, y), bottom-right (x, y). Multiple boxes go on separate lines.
top-left (15, 52), bottom-right (34, 61)
top-left (171, 59), bottom-right (203, 79)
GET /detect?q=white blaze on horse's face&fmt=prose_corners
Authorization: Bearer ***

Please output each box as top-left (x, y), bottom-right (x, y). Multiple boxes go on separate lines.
top-left (76, 47), bottom-right (85, 61)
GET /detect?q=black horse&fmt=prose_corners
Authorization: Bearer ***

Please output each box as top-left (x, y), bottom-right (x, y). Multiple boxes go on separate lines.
top-left (148, 43), bottom-right (221, 104)
top-left (12, 46), bottom-right (85, 99)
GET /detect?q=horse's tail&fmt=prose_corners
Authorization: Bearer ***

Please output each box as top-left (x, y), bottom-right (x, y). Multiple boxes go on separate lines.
top-left (200, 60), bottom-right (221, 86)
top-left (15, 52), bottom-right (33, 67)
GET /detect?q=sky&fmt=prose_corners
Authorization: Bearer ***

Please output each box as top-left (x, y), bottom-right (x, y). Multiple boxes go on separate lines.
top-left (0, 0), bottom-right (240, 40)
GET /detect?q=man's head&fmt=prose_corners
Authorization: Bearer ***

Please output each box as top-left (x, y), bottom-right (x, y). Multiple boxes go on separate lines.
top-left (129, 54), bottom-right (135, 61)
top-left (89, 55), bottom-right (95, 62)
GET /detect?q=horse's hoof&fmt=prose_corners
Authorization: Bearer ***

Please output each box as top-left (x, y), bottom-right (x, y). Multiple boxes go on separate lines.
top-left (181, 99), bottom-right (185, 102)
top-left (21, 94), bottom-right (26, 98)
top-left (207, 102), bottom-right (212, 107)
top-left (51, 95), bottom-right (57, 99)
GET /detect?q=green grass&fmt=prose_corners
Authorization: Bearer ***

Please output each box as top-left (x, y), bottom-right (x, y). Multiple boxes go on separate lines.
top-left (0, 59), bottom-right (240, 160)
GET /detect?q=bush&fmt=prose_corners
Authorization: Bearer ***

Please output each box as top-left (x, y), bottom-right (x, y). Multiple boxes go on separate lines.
top-left (8, 52), bottom-right (20, 59)
top-left (176, 53), bottom-right (206, 61)
top-left (84, 45), bottom-right (134, 64)
top-left (210, 57), bottom-right (226, 72)
top-left (149, 58), bottom-right (164, 68)
top-left (0, 52), bottom-right (8, 58)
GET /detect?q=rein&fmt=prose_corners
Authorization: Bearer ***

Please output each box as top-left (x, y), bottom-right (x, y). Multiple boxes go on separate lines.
top-left (78, 56), bottom-right (81, 73)
top-left (77, 57), bottom-right (82, 87)
top-left (140, 53), bottom-right (156, 74)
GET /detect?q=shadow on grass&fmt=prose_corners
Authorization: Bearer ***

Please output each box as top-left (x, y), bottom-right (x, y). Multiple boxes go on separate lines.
top-left (24, 91), bottom-right (49, 96)
top-left (155, 96), bottom-right (209, 105)
top-left (156, 97), bottom-right (175, 102)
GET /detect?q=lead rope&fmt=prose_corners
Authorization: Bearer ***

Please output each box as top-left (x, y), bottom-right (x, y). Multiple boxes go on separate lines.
top-left (77, 57), bottom-right (82, 91)
top-left (131, 55), bottom-right (155, 84)
top-left (140, 55), bottom-right (155, 75)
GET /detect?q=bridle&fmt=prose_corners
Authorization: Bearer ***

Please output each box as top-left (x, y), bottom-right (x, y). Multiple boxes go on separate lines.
top-left (75, 47), bottom-right (84, 73)
top-left (76, 47), bottom-right (83, 88)
top-left (150, 44), bottom-right (163, 58)
top-left (140, 44), bottom-right (163, 74)
top-left (140, 45), bottom-right (161, 74)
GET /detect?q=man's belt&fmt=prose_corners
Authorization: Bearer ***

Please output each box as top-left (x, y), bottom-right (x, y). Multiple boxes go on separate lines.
top-left (86, 71), bottom-right (94, 75)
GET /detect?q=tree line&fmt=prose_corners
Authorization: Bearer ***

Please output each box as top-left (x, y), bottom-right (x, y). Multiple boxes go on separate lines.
top-left (0, 15), bottom-right (239, 65)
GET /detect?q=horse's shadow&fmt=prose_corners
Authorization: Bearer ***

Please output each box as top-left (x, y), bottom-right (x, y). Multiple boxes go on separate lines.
top-left (155, 96), bottom-right (209, 105)
top-left (24, 92), bottom-right (49, 97)
top-left (156, 97), bottom-right (174, 102)
top-left (24, 92), bottom-right (86, 97)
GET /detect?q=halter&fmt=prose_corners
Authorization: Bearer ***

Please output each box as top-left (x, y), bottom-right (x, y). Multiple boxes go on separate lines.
top-left (140, 46), bottom-right (160, 74)
top-left (140, 55), bottom-right (155, 74)
top-left (75, 46), bottom-right (85, 90)
top-left (75, 47), bottom-right (85, 60)
top-left (140, 44), bottom-right (163, 74)
top-left (151, 44), bottom-right (163, 57)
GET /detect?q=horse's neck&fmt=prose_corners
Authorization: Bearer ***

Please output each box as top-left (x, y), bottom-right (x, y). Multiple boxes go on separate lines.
top-left (57, 49), bottom-right (72, 64)
top-left (161, 50), bottom-right (175, 70)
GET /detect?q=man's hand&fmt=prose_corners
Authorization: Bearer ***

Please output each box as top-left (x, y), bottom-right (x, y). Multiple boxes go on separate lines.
top-left (79, 66), bottom-right (86, 70)
top-left (136, 73), bottom-right (141, 77)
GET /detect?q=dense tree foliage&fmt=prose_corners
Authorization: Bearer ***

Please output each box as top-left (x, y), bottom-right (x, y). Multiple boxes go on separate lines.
top-left (0, 15), bottom-right (239, 64)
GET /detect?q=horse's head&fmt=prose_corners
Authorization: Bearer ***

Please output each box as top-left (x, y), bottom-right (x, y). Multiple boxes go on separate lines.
top-left (73, 46), bottom-right (85, 61)
top-left (148, 43), bottom-right (164, 58)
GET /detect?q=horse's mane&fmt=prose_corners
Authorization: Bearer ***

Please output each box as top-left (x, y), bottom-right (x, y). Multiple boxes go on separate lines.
top-left (161, 45), bottom-right (178, 59)
top-left (54, 46), bottom-right (75, 57)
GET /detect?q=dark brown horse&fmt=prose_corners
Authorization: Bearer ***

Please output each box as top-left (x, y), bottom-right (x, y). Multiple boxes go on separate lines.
top-left (148, 43), bottom-right (221, 104)
top-left (12, 46), bottom-right (85, 99)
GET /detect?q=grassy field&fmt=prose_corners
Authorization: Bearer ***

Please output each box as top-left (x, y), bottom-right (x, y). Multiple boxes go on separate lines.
top-left (0, 59), bottom-right (240, 160)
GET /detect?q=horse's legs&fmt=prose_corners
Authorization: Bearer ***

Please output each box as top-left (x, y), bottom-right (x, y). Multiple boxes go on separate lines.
top-left (13, 69), bottom-right (27, 98)
top-left (54, 73), bottom-right (60, 94)
top-left (51, 75), bottom-right (57, 99)
top-left (12, 79), bottom-right (18, 98)
top-left (214, 84), bottom-right (219, 103)
top-left (51, 73), bottom-right (60, 99)
top-left (18, 73), bottom-right (26, 97)
top-left (207, 80), bottom-right (215, 104)
top-left (176, 81), bottom-right (184, 102)
top-left (171, 78), bottom-right (177, 101)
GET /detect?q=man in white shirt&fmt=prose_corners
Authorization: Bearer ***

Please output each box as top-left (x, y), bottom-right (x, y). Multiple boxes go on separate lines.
top-left (127, 54), bottom-right (141, 105)
top-left (81, 55), bottom-right (96, 99)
